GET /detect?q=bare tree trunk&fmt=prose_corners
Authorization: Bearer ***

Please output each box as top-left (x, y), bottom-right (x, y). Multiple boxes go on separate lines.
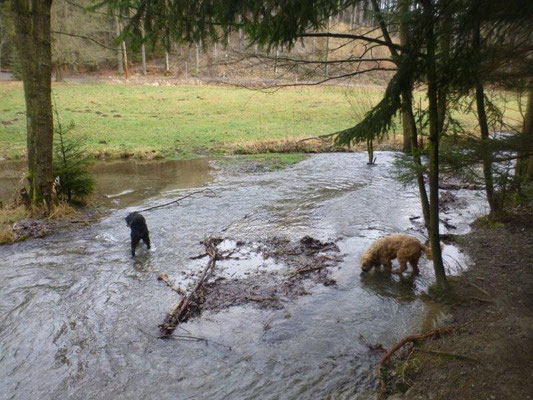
top-left (238, 15), bottom-right (243, 40)
top-left (405, 89), bottom-right (431, 230)
top-left (525, 89), bottom-right (533, 180)
top-left (516, 86), bottom-right (533, 180)
top-left (113, 15), bottom-right (124, 74)
top-left (473, 18), bottom-right (497, 215)
top-left (11, 0), bottom-right (54, 208)
top-left (422, 0), bottom-right (448, 291)
top-left (324, 16), bottom-right (331, 78)
top-left (274, 48), bottom-right (279, 75)
top-left (119, 19), bottom-right (129, 79)
top-left (140, 23), bottom-right (147, 75)
top-left (195, 42), bottom-right (200, 74)
top-left (372, 0), bottom-right (430, 229)
top-left (165, 50), bottom-right (170, 73)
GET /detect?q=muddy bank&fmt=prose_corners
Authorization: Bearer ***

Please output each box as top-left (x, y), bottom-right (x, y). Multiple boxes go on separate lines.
top-left (383, 208), bottom-right (533, 400)
top-left (200, 236), bottom-right (342, 312)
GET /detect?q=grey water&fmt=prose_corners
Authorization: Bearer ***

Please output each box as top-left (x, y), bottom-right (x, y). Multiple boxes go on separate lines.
top-left (0, 153), bottom-right (487, 400)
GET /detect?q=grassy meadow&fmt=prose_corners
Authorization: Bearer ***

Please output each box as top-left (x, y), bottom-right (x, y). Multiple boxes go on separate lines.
top-left (0, 81), bottom-right (524, 160)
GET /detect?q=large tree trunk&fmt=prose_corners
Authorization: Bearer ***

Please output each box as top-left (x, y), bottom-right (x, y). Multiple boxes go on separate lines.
top-left (113, 15), bottom-right (124, 74)
top-left (473, 18), bottom-right (497, 215)
top-left (422, 0), bottom-right (448, 291)
top-left (371, 0), bottom-right (430, 230)
top-left (399, 0), bottom-right (412, 153)
top-left (404, 88), bottom-right (431, 230)
top-left (11, 0), bottom-right (54, 208)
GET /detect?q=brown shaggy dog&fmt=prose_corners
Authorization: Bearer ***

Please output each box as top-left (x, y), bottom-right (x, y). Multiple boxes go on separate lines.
top-left (360, 234), bottom-right (432, 275)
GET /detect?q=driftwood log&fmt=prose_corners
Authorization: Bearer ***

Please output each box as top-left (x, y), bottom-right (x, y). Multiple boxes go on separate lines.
top-left (159, 238), bottom-right (220, 338)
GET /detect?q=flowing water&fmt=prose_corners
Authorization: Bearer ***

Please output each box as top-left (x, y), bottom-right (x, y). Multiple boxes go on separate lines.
top-left (0, 153), bottom-right (488, 400)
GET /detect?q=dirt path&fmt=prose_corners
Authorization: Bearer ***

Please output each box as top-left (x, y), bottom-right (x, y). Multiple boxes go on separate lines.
top-left (385, 208), bottom-right (533, 399)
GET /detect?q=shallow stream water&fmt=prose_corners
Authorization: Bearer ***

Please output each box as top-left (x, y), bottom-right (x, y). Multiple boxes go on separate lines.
top-left (0, 153), bottom-right (487, 400)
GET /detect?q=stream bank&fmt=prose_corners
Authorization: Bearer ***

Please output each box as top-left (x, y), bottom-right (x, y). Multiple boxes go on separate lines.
top-left (384, 207), bottom-right (533, 400)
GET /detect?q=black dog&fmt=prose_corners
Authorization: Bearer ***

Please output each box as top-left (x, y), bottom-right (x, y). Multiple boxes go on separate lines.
top-left (125, 212), bottom-right (151, 257)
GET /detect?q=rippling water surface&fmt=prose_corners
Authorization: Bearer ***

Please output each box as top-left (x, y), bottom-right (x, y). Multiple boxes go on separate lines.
top-left (0, 153), bottom-right (487, 400)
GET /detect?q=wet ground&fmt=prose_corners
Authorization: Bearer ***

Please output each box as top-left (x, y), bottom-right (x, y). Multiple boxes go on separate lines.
top-left (0, 153), bottom-right (488, 399)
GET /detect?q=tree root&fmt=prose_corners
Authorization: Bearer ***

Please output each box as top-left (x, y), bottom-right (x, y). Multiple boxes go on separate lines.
top-left (377, 326), bottom-right (457, 399)
top-left (414, 347), bottom-right (479, 362)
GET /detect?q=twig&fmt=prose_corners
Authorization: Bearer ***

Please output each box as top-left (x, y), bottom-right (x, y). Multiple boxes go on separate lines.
top-left (467, 282), bottom-right (490, 297)
top-left (189, 253), bottom-right (208, 260)
top-left (138, 188), bottom-right (215, 213)
top-left (414, 347), bottom-right (479, 362)
top-left (171, 335), bottom-right (233, 351)
top-left (289, 264), bottom-right (328, 278)
top-left (470, 296), bottom-right (492, 303)
top-left (157, 273), bottom-right (187, 296)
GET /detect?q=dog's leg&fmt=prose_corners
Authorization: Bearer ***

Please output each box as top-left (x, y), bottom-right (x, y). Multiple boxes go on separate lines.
top-left (394, 256), bottom-right (408, 274)
top-left (384, 261), bottom-right (393, 272)
top-left (410, 256), bottom-right (421, 275)
top-left (142, 234), bottom-right (151, 249)
top-left (131, 234), bottom-right (141, 257)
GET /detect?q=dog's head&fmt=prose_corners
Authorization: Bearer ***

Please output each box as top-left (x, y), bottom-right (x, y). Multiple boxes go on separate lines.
top-left (360, 252), bottom-right (378, 272)
top-left (125, 212), bottom-right (137, 227)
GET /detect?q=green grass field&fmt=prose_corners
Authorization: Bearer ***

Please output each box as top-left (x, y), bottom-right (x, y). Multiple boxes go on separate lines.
top-left (0, 81), bottom-right (524, 160)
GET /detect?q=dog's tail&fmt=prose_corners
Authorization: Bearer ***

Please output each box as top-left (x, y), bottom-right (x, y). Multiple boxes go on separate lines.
top-left (422, 241), bottom-right (443, 260)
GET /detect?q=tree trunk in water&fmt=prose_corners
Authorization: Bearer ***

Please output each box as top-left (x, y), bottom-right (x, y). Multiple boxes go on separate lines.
top-left (404, 88), bottom-right (431, 231)
top-left (11, 0), bottom-right (54, 208)
top-left (399, 0), bottom-right (412, 152)
top-left (371, 0), bottom-right (430, 231)
top-left (473, 16), bottom-right (496, 215)
top-left (113, 15), bottom-right (124, 74)
top-left (422, 0), bottom-right (448, 291)
top-left (475, 82), bottom-right (496, 215)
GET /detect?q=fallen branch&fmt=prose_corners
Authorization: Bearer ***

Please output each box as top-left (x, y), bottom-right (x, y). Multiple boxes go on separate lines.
top-left (297, 132), bottom-right (336, 143)
top-left (467, 282), bottom-right (490, 297)
top-left (159, 238), bottom-right (220, 338)
top-left (138, 188), bottom-right (215, 213)
top-left (377, 326), bottom-right (457, 399)
top-left (470, 296), bottom-right (492, 303)
top-left (157, 272), bottom-right (187, 296)
top-left (289, 264), bottom-right (328, 278)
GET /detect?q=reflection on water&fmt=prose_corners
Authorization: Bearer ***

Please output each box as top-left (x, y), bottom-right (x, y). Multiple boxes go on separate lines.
top-left (0, 159), bottom-right (212, 207)
top-left (0, 153), bottom-right (486, 400)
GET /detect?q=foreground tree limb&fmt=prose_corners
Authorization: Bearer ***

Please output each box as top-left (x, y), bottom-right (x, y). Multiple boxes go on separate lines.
top-left (159, 238), bottom-right (220, 338)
